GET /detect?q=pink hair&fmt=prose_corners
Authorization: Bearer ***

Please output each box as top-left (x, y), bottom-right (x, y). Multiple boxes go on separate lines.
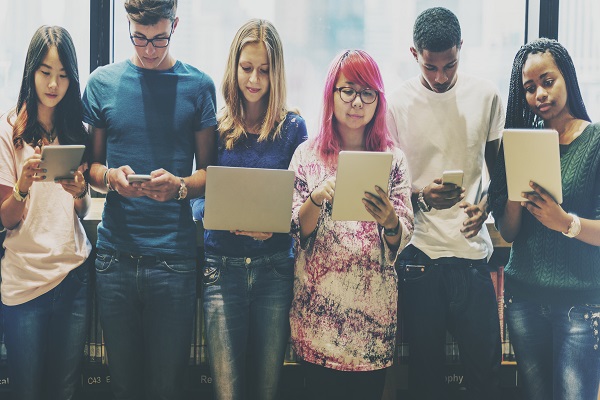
top-left (313, 49), bottom-right (393, 166)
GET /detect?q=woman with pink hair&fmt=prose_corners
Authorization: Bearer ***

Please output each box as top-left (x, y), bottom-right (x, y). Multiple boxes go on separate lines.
top-left (288, 49), bottom-right (414, 400)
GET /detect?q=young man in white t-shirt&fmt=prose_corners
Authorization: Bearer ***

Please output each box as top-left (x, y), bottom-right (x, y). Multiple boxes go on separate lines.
top-left (387, 7), bottom-right (504, 400)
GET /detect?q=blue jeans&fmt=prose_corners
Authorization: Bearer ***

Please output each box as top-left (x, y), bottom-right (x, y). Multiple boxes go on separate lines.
top-left (397, 245), bottom-right (501, 400)
top-left (2, 260), bottom-right (90, 400)
top-left (95, 248), bottom-right (197, 400)
top-left (506, 294), bottom-right (600, 400)
top-left (203, 249), bottom-right (294, 400)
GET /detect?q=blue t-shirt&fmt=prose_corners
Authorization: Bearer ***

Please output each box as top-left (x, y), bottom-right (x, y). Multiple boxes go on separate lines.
top-left (82, 60), bottom-right (217, 257)
top-left (191, 112), bottom-right (307, 257)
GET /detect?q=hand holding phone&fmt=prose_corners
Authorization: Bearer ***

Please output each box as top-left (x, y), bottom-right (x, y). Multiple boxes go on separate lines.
top-left (127, 174), bottom-right (152, 183)
top-left (442, 170), bottom-right (464, 187)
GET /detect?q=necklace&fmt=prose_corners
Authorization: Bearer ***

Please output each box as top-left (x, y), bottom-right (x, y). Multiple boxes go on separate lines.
top-left (43, 125), bottom-right (57, 144)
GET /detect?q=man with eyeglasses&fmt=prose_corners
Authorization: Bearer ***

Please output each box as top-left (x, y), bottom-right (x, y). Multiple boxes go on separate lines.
top-left (82, 0), bottom-right (216, 399)
top-left (387, 7), bottom-right (504, 400)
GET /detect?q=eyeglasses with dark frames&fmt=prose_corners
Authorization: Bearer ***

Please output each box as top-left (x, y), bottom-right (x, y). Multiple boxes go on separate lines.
top-left (334, 87), bottom-right (378, 104)
top-left (129, 21), bottom-right (174, 48)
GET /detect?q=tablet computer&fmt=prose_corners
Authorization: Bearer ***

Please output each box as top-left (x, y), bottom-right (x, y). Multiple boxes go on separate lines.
top-left (502, 128), bottom-right (562, 204)
top-left (40, 145), bottom-right (86, 181)
top-left (203, 166), bottom-right (295, 233)
top-left (332, 151), bottom-right (393, 221)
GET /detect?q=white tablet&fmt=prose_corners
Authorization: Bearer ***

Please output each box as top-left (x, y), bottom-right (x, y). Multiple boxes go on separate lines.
top-left (332, 151), bottom-right (393, 221)
top-left (502, 129), bottom-right (562, 204)
top-left (203, 166), bottom-right (295, 233)
top-left (40, 145), bottom-right (86, 181)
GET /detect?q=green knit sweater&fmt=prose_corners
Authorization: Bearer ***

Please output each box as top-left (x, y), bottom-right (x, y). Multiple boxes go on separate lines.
top-left (490, 123), bottom-right (600, 305)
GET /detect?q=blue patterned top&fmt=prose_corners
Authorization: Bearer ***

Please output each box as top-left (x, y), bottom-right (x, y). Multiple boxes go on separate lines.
top-left (192, 112), bottom-right (308, 257)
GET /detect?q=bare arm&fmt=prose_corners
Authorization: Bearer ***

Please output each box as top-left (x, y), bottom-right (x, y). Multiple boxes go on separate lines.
top-left (186, 124), bottom-right (217, 198)
top-left (459, 139), bottom-right (501, 238)
top-left (298, 177), bottom-right (335, 240)
top-left (0, 148), bottom-right (44, 229)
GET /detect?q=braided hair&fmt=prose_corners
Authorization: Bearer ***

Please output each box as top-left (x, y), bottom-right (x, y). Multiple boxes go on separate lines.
top-left (505, 37), bottom-right (590, 129)
top-left (490, 38), bottom-right (590, 219)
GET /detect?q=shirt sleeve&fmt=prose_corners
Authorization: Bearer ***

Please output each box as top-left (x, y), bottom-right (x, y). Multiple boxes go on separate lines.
top-left (195, 75), bottom-right (217, 132)
top-left (81, 71), bottom-right (106, 129)
top-left (487, 89), bottom-right (506, 142)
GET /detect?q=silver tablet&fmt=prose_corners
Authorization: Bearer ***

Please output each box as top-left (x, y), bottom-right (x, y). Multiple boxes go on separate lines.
top-left (40, 145), bottom-right (86, 181)
top-left (203, 166), bottom-right (295, 233)
top-left (332, 151), bottom-right (393, 221)
top-left (503, 129), bottom-right (562, 204)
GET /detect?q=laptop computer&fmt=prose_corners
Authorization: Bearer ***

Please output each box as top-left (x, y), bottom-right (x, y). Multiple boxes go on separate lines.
top-left (203, 166), bottom-right (296, 233)
top-left (502, 128), bottom-right (562, 204)
top-left (332, 151), bottom-right (393, 221)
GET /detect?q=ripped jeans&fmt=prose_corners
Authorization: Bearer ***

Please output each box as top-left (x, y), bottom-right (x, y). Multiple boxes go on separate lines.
top-left (506, 294), bottom-right (600, 400)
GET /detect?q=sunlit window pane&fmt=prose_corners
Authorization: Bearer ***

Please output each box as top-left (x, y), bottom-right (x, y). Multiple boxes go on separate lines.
top-left (559, 0), bottom-right (600, 122)
top-left (0, 0), bottom-right (90, 114)
top-left (112, 1), bottom-right (525, 134)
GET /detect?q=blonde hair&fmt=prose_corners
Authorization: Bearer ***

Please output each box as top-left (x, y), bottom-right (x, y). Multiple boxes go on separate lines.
top-left (219, 19), bottom-right (292, 150)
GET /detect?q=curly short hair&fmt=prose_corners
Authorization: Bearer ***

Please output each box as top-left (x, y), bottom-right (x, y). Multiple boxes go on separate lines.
top-left (413, 7), bottom-right (461, 53)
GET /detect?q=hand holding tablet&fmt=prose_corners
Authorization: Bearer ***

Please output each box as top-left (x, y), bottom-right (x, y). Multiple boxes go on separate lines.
top-left (39, 145), bottom-right (85, 181)
top-left (502, 129), bottom-right (562, 204)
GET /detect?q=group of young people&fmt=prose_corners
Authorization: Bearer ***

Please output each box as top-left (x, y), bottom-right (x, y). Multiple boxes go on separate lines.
top-left (0, 1), bottom-right (598, 400)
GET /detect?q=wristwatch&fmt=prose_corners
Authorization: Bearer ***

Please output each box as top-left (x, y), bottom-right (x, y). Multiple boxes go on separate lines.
top-left (417, 187), bottom-right (431, 212)
top-left (175, 177), bottom-right (188, 200)
top-left (383, 218), bottom-right (400, 236)
top-left (562, 213), bottom-right (581, 238)
top-left (13, 182), bottom-right (29, 202)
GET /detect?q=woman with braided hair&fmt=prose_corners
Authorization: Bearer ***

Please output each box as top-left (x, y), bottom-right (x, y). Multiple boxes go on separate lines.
top-left (489, 38), bottom-right (600, 400)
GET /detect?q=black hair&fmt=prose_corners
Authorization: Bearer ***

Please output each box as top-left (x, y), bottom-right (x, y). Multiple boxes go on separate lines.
top-left (505, 37), bottom-right (590, 128)
top-left (413, 7), bottom-right (461, 53)
top-left (10, 25), bottom-right (87, 149)
top-left (125, 0), bottom-right (177, 24)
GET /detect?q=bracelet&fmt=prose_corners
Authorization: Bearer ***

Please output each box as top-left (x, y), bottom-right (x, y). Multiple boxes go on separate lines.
top-left (309, 191), bottom-right (322, 207)
top-left (13, 182), bottom-right (29, 202)
top-left (73, 182), bottom-right (89, 200)
top-left (562, 213), bottom-right (582, 238)
top-left (417, 187), bottom-right (431, 212)
top-left (103, 168), bottom-right (115, 192)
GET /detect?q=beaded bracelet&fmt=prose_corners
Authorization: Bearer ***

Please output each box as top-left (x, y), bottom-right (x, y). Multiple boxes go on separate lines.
top-left (74, 182), bottom-right (89, 199)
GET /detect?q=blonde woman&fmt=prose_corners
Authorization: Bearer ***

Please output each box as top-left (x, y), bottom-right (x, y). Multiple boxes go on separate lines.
top-left (192, 19), bottom-right (307, 400)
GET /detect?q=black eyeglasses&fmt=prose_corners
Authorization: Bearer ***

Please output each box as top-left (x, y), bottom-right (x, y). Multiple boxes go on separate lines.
top-left (334, 87), bottom-right (378, 104)
top-left (129, 21), bottom-right (174, 48)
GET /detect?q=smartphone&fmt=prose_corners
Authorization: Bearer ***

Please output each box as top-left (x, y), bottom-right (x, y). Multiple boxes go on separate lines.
top-left (127, 174), bottom-right (152, 183)
top-left (442, 170), bottom-right (464, 187)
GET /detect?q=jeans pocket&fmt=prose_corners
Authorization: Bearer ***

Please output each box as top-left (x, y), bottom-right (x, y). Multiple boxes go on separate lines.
top-left (95, 251), bottom-right (115, 273)
top-left (398, 263), bottom-right (431, 283)
top-left (160, 258), bottom-right (196, 274)
top-left (71, 261), bottom-right (90, 285)
top-left (271, 258), bottom-right (294, 280)
top-left (471, 264), bottom-right (493, 282)
top-left (203, 258), bottom-right (222, 286)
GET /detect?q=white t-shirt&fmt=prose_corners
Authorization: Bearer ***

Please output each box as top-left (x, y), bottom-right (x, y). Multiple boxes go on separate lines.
top-left (387, 73), bottom-right (505, 260)
top-left (0, 115), bottom-right (91, 306)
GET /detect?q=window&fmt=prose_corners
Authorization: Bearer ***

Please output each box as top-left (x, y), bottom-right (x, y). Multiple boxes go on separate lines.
top-left (559, 0), bottom-right (600, 122)
top-left (112, 0), bottom-right (526, 134)
top-left (0, 0), bottom-right (90, 114)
